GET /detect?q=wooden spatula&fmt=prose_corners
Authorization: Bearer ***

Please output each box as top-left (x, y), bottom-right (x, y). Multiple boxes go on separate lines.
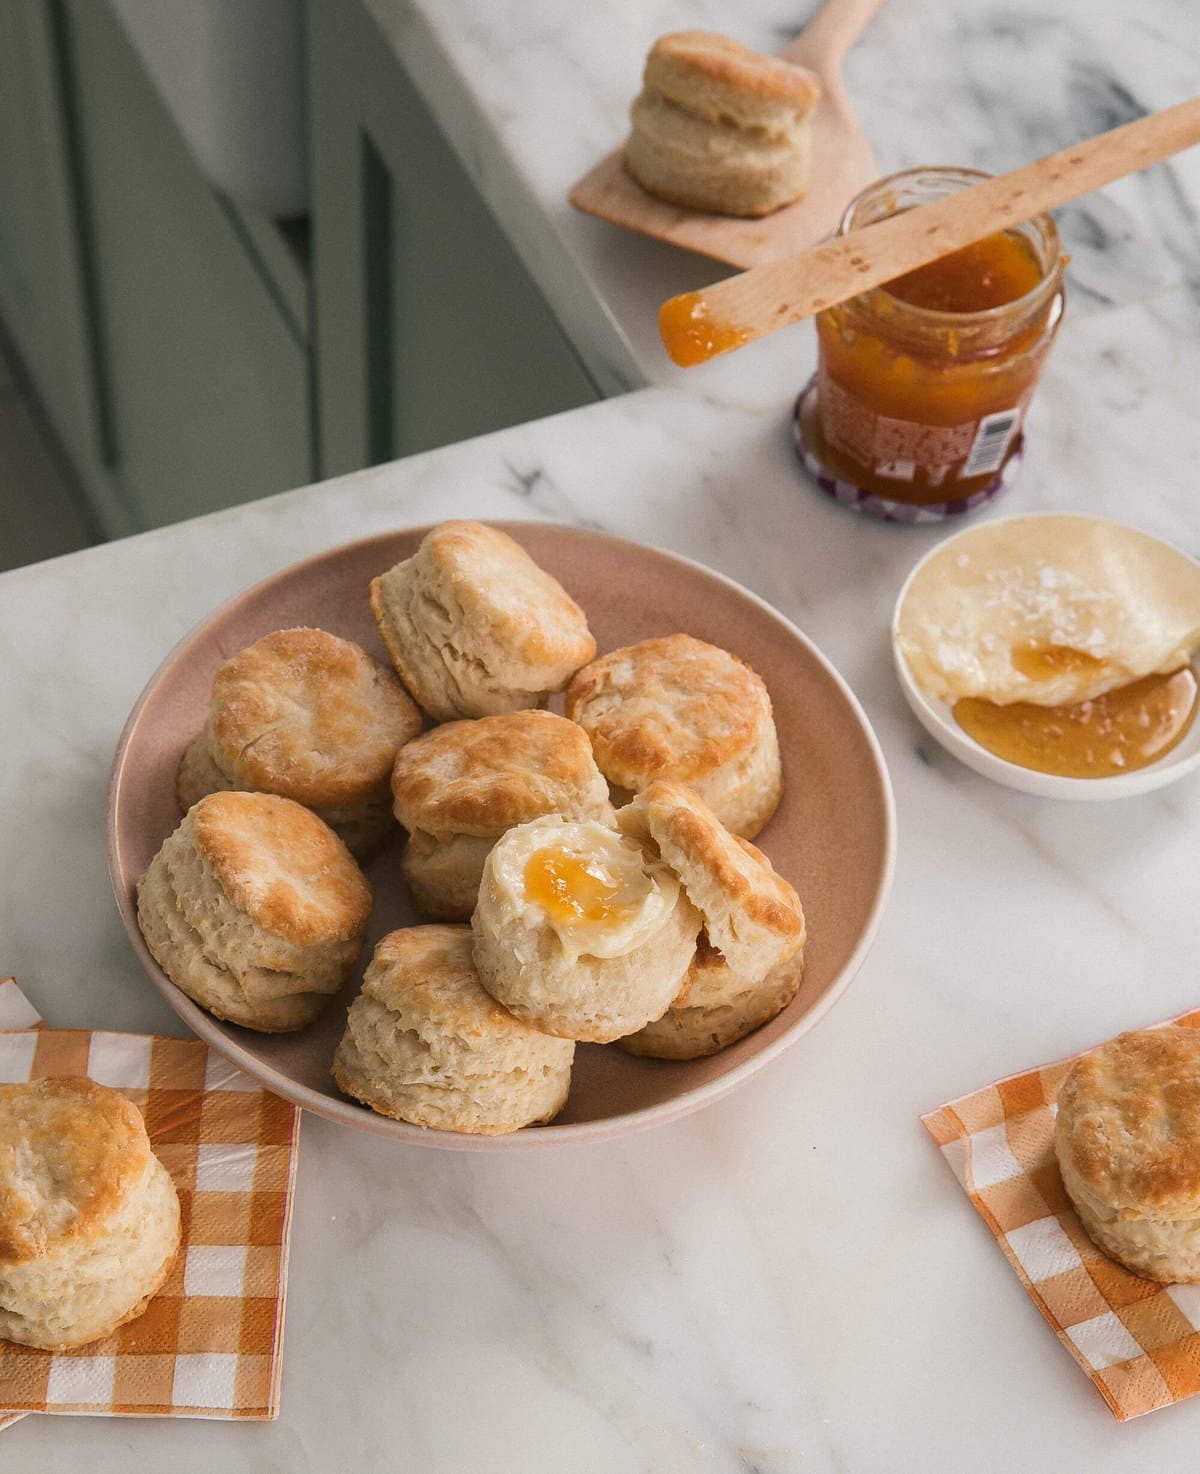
top-left (569, 0), bottom-right (886, 270)
top-left (659, 96), bottom-right (1200, 365)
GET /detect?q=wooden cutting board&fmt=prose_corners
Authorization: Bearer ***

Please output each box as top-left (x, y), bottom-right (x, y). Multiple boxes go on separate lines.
top-left (569, 0), bottom-right (885, 269)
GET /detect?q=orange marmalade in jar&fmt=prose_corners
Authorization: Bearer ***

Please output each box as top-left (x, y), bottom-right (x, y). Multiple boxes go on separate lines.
top-left (798, 167), bottom-right (1065, 520)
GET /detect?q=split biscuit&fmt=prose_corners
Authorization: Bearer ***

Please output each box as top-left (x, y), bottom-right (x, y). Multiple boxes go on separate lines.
top-left (137, 790), bottom-right (372, 1033)
top-left (0, 1078), bottom-right (180, 1350)
top-left (369, 521), bottom-right (596, 721)
top-left (617, 933), bottom-right (804, 1060)
top-left (615, 781), bottom-right (805, 1058)
top-left (1057, 1027), bottom-right (1200, 1283)
top-left (333, 925), bottom-right (574, 1134)
top-left (471, 815), bottom-right (701, 1043)
top-left (625, 32), bottom-right (821, 218)
top-left (566, 633), bottom-right (782, 838)
top-left (391, 710), bottom-right (612, 919)
top-left (178, 626), bottom-right (422, 858)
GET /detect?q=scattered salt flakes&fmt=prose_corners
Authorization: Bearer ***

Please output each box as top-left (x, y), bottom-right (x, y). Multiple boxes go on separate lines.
top-left (936, 640), bottom-right (967, 673)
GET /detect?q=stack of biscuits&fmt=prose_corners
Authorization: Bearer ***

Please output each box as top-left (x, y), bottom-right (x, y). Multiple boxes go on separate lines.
top-left (624, 32), bottom-right (822, 218)
top-left (136, 520), bottom-right (806, 1137)
top-left (0, 1079), bottom-right (181, 1350)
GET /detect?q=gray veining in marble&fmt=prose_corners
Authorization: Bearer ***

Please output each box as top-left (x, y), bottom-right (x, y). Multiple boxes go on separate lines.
top-left (3, 0), bottom-right (1200, 1468)
top-left (374, 0), bottom-right (1200, 382)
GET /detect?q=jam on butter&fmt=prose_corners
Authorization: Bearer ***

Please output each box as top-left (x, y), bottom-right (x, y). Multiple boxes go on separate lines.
top-left (524, 848), bottom-right (623, 925)
top-left (1007, 641), bottom-right (1107, 683)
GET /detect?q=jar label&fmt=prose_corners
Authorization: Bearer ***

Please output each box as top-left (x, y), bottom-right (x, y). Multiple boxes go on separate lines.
top-left (962, 409), bottom-right (1022, 477)
top-left (818, 370), bottom-right (1023, 485)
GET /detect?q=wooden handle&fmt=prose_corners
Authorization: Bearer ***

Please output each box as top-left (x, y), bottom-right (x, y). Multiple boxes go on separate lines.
top-left (659, 96), bottom-right (1200, 366)
top-left (781, 0), bottom-right (886, 72)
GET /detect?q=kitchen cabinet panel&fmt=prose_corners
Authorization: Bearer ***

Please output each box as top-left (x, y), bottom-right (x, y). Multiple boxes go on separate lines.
top-left (59, 0), bottom-right (312, 531)
top-left (0, 0), bottom-right (118, 526)
top-left (308, 0), bottom-right (599, 478)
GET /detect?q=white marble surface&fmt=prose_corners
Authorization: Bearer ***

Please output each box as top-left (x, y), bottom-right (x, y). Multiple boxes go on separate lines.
top-left (370, 0), bottom-right (1200, 388)
top-left (4, 0), bottom-right (1200, 1469)
top-left (3, 295), bottom-right (1200, 1469)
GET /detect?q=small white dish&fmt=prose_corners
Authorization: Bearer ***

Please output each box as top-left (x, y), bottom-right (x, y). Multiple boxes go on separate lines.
top-left (891, 515), bottom-right (1200, 800)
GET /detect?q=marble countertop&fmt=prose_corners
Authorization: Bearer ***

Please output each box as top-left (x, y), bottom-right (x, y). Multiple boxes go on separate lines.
top-left (368, 0), bottom-right (1200, 390)
top-left (4, 1), bottom-right (1200, 1469)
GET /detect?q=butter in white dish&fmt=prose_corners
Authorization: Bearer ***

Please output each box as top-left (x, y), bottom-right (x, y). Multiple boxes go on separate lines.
top-left (895, 513), bottom-right (1200, 709)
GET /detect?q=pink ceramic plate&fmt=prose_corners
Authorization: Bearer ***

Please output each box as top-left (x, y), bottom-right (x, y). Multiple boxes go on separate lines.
top-left (108, 523), bottom-right (895, 1150)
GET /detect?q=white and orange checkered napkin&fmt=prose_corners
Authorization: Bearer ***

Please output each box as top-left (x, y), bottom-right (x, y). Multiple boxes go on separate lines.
top-left (0, 980), bottom-right (301, 1421)
top-left (923, 1007), bottom-right (1200, 1422)
top-left (0, 980), bottom-right (40, 1434)
top-left (0, 978), bottom-right (41, 1032)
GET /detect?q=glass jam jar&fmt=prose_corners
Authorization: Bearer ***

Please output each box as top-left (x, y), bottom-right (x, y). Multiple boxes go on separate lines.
top-left (799, 167), bottom-right (1065, 516)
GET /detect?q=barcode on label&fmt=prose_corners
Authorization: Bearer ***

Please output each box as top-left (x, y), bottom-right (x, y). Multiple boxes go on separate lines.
top-left (962, 409), bottom-right (1020, 478)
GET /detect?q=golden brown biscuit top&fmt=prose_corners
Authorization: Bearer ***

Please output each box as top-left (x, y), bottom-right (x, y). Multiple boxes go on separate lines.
top-left (363, 925), bottom-right (555, 1042)
top-left (618, 780), bottom-right (804, 952)
top-left (209, 627), bottom-right (422, 807)
top-left (390, 711), bottom-right (608, 837)
top-left (1058, 1028), bottom-right (1200, 1219)
top-left (566, 634), bottom-right (773, 786)
top-left (193, 791), bottom-right (372, 945)
top-left (0, 1078), bottom-right (152, 1264)
top-left (646, 32), bottom-right (821, 115)
top-left (415, 522), bottom-right (595, 669)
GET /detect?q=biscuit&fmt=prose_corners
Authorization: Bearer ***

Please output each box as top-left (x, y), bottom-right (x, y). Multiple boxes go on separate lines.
top-left (369, 521), bottom-right (596, 721)
top-left (471, 815), bottom-right (701, 1043)
top-left (618, 933), bottom-right (804, 1060)
top-left (1056, 1027), bottom-right (1200, 1283)
top-left (615, 781), bottom-right (804, 1055)
top-left (566, 634), bottom-right (782, 839)
top-left (625, 32), bottom-right (821, 218)
top-left (400, 832), bottom-right (500, 922)
top-left (333, 926), bottom-right (574, 1134)
top-left (391, 710), bottom-right (612, 919)
top-left (0, 1078), bottom-right (180, 1350)
top-left (137, 791), bottom-right (372, 1032)
top-left (177, 627), bottom-right (422, 858)
top-left (618, 779), bottom-right (803, 978)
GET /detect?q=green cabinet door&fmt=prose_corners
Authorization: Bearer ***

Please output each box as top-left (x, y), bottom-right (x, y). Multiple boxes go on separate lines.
top-left (58, 0), bottom-right (312, 532)
top-left (0, 1), bottom-right (113, 520)
top-left (308, 0), bottom-right (600, 478)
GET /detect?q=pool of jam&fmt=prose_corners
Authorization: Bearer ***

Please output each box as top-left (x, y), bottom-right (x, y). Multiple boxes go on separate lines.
top-left (953, 666), bottom-right (1199, 779)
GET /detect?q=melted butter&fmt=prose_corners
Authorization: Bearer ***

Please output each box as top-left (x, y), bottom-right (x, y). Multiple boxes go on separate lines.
top-left (524, 848), bottom-right (623, 925)
top-left (1010, 641), bottom-right (1108, 682)
top-left (954, 667), bottom-right (1198, 779)
top-left (659, 291), bottom-right (751, 366)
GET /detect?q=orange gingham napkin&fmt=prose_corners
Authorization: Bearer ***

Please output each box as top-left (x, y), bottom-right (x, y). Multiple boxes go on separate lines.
top-left (922, 1007), bottom-right (1200, 1421)
top-left (0, 979), bottom-right (301, 1422)
top-left (0, 980), bottom-right (43, 1033)
top-left (0, 979), bottom-right (40, 1432)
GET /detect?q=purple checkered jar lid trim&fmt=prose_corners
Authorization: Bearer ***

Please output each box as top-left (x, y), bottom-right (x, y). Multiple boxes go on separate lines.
top-left (791, 378), bottom-right (1024, 525)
